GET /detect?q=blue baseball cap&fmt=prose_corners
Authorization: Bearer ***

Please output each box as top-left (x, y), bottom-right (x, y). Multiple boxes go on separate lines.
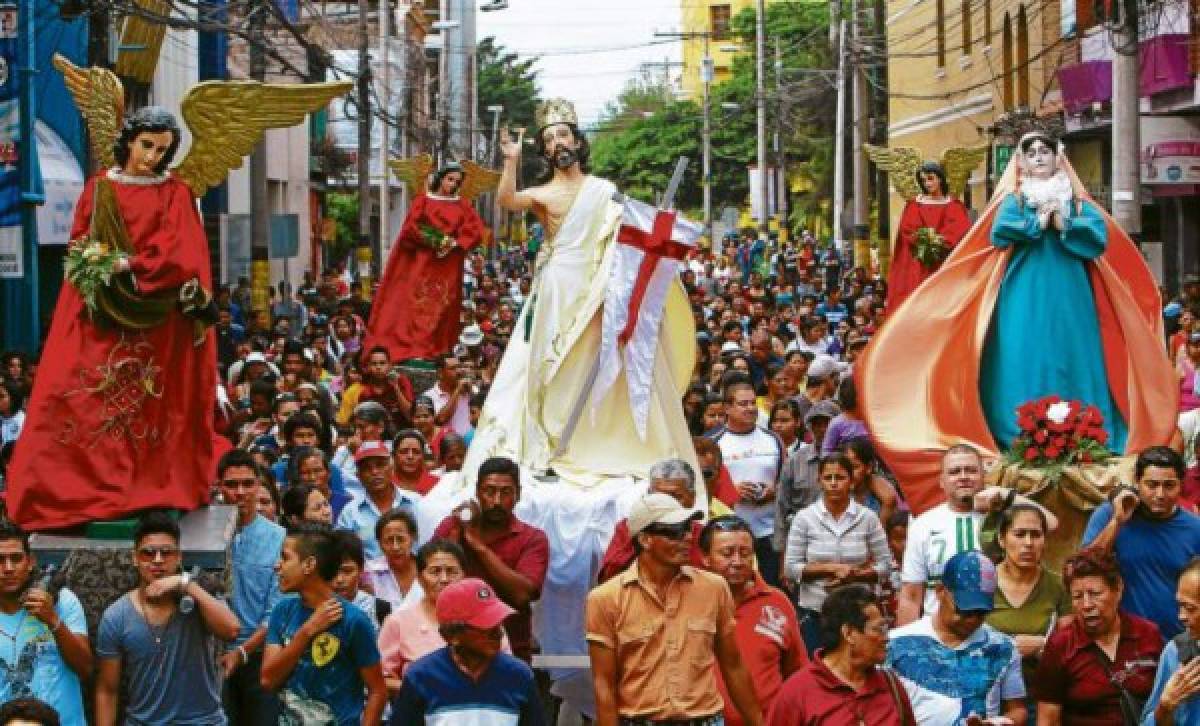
top-left (941, 551), bottom-right (997, 613)
top-left (1165, 302), bottom-right (1183, 318)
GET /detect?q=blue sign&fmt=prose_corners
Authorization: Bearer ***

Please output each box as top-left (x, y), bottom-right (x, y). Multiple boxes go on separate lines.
top-left (270, 213), bottom-right (299, 259)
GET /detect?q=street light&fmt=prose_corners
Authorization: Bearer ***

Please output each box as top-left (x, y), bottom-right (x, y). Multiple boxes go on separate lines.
top-left (486, 104), bottom-right (504, 259)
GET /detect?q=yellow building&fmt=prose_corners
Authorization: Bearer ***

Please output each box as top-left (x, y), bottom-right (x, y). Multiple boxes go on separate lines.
top-left (884, 0), bottom-right (1068, 228)
top-left (679, 0), bottom-right (785, 99)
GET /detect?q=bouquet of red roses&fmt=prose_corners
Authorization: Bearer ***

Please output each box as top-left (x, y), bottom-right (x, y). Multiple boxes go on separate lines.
top-left (1007, 396), bottom-right (1111, 468)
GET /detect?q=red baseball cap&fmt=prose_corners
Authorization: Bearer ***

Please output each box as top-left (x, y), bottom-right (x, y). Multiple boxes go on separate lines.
top-left (436, 578), bottom-right (515, 629)
top-left (354, 441), bottom-right (390, 463)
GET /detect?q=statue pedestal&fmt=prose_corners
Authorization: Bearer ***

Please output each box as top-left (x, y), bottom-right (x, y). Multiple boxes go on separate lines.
top-left (30, 505), bottom-right (236, 634)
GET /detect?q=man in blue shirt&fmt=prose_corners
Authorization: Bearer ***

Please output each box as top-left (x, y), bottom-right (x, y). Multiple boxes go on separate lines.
top-left (262, 522), bottom-right (386, 726)
top-left (1083, 446), bottom-right (1200, 638)
top-left (1143, 557), bottom-right (1200, 724)
top-left (335, 441), bottom-right (420, 559)
top-left (0, 521), bottom-right (92, 726)
top-left (391, 577), bottom-right (544, 725)
top-left (216, 449), bottom-right (286, 724)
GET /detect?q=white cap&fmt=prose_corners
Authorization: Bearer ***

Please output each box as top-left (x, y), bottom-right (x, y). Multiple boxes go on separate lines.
top-left (627, 492), bottom-right (702, 537)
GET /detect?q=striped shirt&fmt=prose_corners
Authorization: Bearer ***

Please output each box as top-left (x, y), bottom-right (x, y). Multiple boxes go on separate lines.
top-left (784, 498), bottom-right (892, 610)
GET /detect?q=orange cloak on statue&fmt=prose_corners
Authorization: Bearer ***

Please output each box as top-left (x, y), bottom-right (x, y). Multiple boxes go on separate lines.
top-left (858, 161), bottom-right (1176, 514)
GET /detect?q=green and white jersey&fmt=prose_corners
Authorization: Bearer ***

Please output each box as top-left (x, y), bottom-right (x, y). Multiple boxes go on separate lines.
top-left (900, 503), bottom-right (985, 617)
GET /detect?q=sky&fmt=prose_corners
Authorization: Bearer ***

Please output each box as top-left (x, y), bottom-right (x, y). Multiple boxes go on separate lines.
top-left (476, 0), bottom-right (685, 129)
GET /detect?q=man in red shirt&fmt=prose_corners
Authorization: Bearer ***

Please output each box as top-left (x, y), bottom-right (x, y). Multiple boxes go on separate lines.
top-left (432, 456), bottom-right (549, 663)
top-left (597, 458), bottom-right (707, 583)
top-left (701, 515), bottom-right (807, 725)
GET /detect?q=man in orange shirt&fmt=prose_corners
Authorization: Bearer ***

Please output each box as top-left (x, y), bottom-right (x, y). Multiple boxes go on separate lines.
top-left (700, 516), bottom-right (807, 726)
top-left (586, 493), bottom-right (763, 726)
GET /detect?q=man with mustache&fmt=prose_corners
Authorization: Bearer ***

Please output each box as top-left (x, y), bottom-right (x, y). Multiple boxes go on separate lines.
top-left (431, 456), bottom-right (549, 663)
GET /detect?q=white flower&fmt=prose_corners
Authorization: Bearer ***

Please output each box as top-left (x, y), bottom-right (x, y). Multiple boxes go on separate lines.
top-left (1046, 401), bottom-right (1072, 425)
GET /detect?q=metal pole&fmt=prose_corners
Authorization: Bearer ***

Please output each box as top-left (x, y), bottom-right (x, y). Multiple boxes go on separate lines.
top-left (489, 107), bottom-right (502, 259)
top-left (378, 0), bottom-right (390, 260)
top-left (774, 40), bottom-right (788, 242)
top-left (356, 0), bottom-right (373, 297)
top-left (1111, 0), bottom-right (1141, 239)
top-left (438, 0), bottom-right (449, 164)
top-left (851, 0), bottom-right (870, 270)
top-left (249, 0), bottom-right (270, 320)
top-left (702, 34), bottom-right (713, 247)
top-left (755, 0), bottom-right (768, 236)
top-left (832, 19), bottom-right (847, 251)
top-left (15, 0), bottom-right (41, 351)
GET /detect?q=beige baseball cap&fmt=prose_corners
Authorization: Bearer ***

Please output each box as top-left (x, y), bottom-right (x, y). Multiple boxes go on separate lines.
top-left (627, 492), bottom-right (702, 537)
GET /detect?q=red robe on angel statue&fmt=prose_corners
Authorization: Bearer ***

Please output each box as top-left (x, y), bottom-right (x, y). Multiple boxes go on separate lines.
top-left (5, 58), bottom-right (349, 529)
top-left (363, 162), bottom-right (486, 361)
top-left (886, 161), bottom-right (972, 312)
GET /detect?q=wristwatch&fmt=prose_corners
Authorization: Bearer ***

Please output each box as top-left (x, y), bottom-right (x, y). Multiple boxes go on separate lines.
top-left (178, 571), bottom-right (191, 593)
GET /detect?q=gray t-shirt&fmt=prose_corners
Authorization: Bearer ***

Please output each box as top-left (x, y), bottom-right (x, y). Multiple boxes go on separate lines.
top-left (96, 593), bottom-right (225, 726)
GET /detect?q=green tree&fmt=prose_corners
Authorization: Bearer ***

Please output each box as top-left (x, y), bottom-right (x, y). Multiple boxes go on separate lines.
top-left (325, 193), bottom-right (358, 264)
top-left (590, 1), bottom-right (835, 228)
top-left (476, 36), bottom-right (541, 180)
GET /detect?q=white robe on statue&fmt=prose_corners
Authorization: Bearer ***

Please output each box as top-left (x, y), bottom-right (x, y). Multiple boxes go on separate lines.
top-left (425, 175), bottom-right (699, 710)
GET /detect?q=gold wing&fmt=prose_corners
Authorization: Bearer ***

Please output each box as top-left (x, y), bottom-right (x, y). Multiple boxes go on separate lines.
top-left (53, 54), bottom-right (124, 172)
top-left (173, 80), bottom-right (354, 198)
top-left (458, 159), bottom-right (501, 202)
top-left (864, 144), bottom-right (923, 201)
top-left (388, 154), bottom-right (435, 196)
top-left (940, 146), bottom-right (988, 200)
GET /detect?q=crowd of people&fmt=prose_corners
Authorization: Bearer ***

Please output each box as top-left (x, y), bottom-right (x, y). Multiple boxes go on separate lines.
top-left (2, 231), bottom-right (1200, 725)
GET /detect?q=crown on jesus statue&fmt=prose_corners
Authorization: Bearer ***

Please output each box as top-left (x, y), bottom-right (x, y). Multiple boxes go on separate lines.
top-left (536, 98), bottom-right (578, 132)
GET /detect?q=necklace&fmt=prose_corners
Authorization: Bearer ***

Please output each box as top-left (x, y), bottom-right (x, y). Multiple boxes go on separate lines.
top-left (133, 592), bottom-right (173, 645)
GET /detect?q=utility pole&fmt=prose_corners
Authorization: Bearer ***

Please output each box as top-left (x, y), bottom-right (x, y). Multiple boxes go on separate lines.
top-left (703, 40), bottom-right (714, 247)
top-left (378, 0), bottom-right (391, 261)
top-left (755, 0), bottom-right (768, 236)
top-left (1111, 0), bottom-right (1141, 240)
top-left (832, 19), bottom-right (847, 251)
top-left (773, 40), bottom-right (788, 243)
top-left (487, 105), bottom-right (503, 260)
top-left (851, 0), bottom-right (870, 270)
top-left (873, 0), bottom-right (890, 275)
top-left (249, 0), bottom-right (270, 320)
top-left (356, 0), bottom-right (373, 297)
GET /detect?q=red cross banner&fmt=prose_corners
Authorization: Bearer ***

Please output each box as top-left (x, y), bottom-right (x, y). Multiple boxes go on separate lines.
top-left (590, 195), bottom-right (703, 439)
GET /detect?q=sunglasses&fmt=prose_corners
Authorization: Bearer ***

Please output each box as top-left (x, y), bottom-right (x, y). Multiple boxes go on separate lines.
top-left (137, 546), bottom-right (180, 561)
top-left (643, 522), bottom-right (692, 540)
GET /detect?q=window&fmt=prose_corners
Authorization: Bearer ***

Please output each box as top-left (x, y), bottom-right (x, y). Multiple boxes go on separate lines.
top-left (936, 0), bottom-right (947, 67)
top-left (1002, 12), bottom-right (1014, 108)
top-left (962, 0), bottom-right (973, 54)
top-left (1016, 4), bottom-right (1030, 107)
top-left (710, 4), bottom-right (732, 41)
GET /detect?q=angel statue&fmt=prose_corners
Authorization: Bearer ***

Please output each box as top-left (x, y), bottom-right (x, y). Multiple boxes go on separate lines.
top-left (859, 130), bottom-right (1175, 512)
top-left (361, 156), bottom-right (496, 362)
top-left (5, 55), bottom-right (350, 531)
top-left (865, 144), bottom-right (982, 312)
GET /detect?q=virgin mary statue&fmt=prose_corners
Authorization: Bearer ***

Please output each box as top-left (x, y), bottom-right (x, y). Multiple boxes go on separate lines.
top-left (859, 132), bottom-right (1176, 512)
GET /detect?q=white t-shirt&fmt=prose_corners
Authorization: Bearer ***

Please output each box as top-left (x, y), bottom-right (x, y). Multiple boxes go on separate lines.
top-left (900, 503), bottom-right (985, 617)
top-left (713, 426), bottom-right (783, 538)
top-left (1179, 409), bottom-right (1200, 468)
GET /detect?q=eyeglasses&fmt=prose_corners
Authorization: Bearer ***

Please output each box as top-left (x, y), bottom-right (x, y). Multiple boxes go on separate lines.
top-left (137, 546), bottom-right (180, 561)
top-left (643, 522), bottom-right (692, 540)
top-left (0, 553), bottom-right (27, 566)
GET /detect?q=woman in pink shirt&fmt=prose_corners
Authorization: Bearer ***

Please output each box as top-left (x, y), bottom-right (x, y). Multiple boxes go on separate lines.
top-left (377, 538), bottom-right (511, 694)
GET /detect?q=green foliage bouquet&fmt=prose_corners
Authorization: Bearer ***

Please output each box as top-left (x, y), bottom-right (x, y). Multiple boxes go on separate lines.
top-left (911, 226), bottom-right (949, 269)
top-left (65, 235), bottom-right (125, 314)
